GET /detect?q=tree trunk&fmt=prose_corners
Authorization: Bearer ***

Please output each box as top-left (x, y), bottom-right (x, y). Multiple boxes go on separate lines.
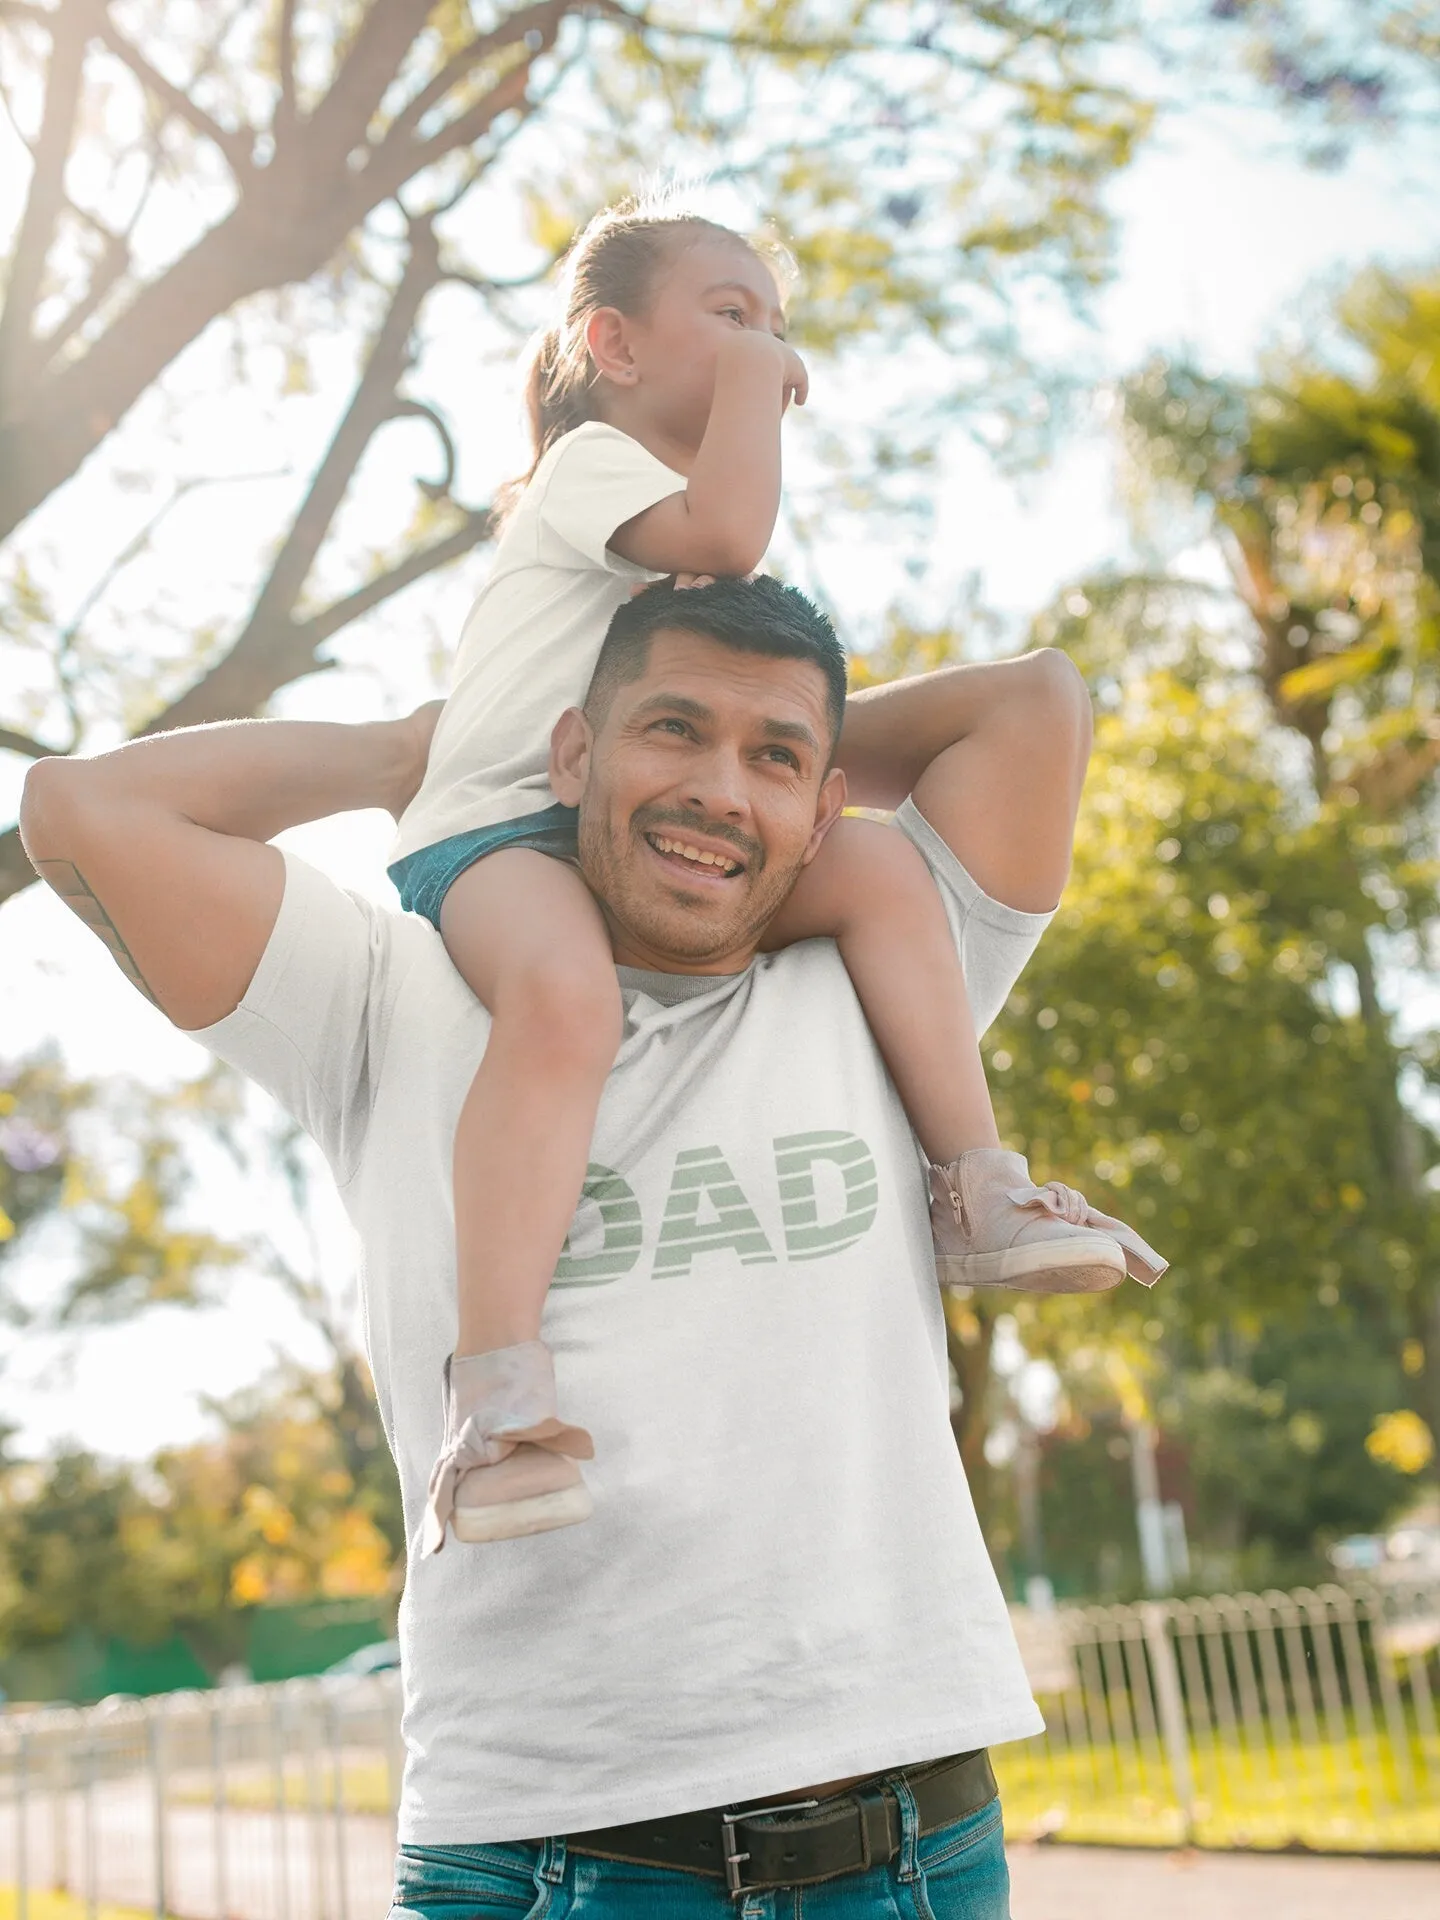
top-left (948, 1298), bottom-right (998, 1527)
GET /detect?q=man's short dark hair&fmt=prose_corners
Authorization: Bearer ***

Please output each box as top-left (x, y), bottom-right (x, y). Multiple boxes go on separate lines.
top-left (584, 576), bottom-right (847, 747)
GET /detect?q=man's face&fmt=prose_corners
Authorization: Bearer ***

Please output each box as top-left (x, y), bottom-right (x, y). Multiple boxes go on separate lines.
top-left (551, 631), bottom-right (846, 973)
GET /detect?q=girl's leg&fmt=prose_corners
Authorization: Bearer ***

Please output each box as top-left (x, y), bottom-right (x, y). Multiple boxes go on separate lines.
top-left (439, 849), bottom-right (623, 1355)
top-left (764, 819), bottom-right (1167, 1296)
top-left (763, 816), bottom-right (998, 1162)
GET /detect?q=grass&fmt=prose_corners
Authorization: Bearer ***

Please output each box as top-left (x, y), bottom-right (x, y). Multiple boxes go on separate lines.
top-left (168, 1754), bottom-right (393, 1816)
top-left (995, 1722), bottom-right (1440, 1854)
top-left (0, 1895), bottom-right (173, 1920)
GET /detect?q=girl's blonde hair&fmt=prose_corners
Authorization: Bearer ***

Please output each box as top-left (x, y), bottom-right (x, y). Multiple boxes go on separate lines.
top-left (516, 199), bottom-right (783, 484)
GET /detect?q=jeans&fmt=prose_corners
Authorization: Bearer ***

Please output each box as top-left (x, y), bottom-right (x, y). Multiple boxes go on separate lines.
top-left (387, 804), bottom-right (580, 928)
top-left (389, 1787), bottom-right (1009, 1919)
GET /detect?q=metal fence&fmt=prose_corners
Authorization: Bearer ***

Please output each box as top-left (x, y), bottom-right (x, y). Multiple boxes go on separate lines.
top-left (0, 1579), bottom-right (1435, 1918)
top-left (998, 1577), bottom-right (1440, 1854)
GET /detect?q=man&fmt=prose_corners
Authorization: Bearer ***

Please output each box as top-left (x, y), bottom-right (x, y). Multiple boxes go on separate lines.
top-left (22, 577), bottom-right (1093, 1917)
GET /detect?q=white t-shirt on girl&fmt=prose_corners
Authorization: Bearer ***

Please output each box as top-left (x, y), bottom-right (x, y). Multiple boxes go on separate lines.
top-left (392, 421), bottom-right (687, 863)
top-left (199, 799), bottom-right (1048, 1846)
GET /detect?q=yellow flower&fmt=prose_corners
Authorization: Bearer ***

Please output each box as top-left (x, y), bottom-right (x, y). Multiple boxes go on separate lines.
top-left (1365, 1410), bottom-right (1435, 1476)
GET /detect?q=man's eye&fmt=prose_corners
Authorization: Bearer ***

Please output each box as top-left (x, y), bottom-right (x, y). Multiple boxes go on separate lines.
top-left (764, 747), bottom-right (800, 768)
top-left (654, 718), bottom-right (692, 736)
top-left (719, 307), bottom-right (746, 324)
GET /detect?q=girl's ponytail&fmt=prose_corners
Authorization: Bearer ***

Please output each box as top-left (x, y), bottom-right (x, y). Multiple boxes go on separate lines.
top-left (520, 323), bottom-right (591, 474)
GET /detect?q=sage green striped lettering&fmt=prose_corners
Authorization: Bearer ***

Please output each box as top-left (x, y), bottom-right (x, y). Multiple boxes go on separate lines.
top-left (553, 1163), bottom-right (643, 1286)
top-left (774, 1131), bottom-right (879, 1260)
top-left (653, 1145), bottom-right (775, 1277)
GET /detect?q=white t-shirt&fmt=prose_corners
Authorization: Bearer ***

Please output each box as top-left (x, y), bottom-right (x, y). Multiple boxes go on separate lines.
top-left (392, 422), bottom-right (687, 862)
top-left (200, 799), bottom-right (1048, 1845)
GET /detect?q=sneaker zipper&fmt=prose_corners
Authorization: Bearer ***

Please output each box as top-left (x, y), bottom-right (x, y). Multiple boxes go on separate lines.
top-left (941, 1169), bottom-right (968, 1233)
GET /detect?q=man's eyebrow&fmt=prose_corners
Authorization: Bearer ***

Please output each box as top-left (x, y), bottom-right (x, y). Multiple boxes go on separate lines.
top-left (760, 717), bottom-right (820, 753)
top-left (631, 693), bottom-right (714, 724)
top-left (703, 280), bottom-right (787, 335)
top-left (631, 692), bottom-right (820, 754)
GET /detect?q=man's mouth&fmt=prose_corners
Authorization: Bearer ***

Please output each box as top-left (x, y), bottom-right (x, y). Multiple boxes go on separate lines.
top-left (643, 831), bottom-right (747, 880)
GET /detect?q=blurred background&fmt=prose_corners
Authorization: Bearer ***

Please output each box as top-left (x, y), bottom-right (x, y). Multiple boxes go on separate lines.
top-left (1, 0), bottom-right (1439, 1895)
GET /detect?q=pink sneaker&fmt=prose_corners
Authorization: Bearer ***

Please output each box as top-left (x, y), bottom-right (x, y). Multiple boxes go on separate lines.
top-left (930, 1148), bottom-right (1166, 1294)
top-left (423, 1341), bottom-right (594, 1552)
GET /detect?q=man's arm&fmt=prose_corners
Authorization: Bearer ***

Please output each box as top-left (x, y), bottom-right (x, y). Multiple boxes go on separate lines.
top-left (836, 649), bottom-right (1092, 913)
top-left (19, 708), bottom-right (437, 1031)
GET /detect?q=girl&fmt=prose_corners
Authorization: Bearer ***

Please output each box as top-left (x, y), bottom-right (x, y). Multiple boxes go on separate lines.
top-left (390, 203), bottom-right (1164, 1552)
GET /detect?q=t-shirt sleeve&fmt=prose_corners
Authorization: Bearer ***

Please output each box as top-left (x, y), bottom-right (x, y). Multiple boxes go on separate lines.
top-left (534, 424), bottom-right (688, 572)
top-left (192, 852), bottom-right (399, 1184)
top-left (896, 796), bottom-right (1053, 1038)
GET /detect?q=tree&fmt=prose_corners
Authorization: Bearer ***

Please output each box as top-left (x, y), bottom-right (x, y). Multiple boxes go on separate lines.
top-left (0, 1051), bottom-right (244, 1322)
top-left (0, 1365), bottom-right (397, 1682)
top-left (1, 0), bottom-right (1156, 900)
top-left (1112, 265), bottom-right (1440, 1469)
top-left (1197, 0), bottom-right (1440, 163)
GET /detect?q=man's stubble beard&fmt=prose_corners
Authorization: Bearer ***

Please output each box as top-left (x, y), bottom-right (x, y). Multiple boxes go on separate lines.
top-left (576, 797), bottom-right (805, 966)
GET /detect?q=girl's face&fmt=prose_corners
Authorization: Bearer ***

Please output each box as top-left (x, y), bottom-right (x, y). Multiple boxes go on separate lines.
top-left (595, 235), bottom-right (787, 448)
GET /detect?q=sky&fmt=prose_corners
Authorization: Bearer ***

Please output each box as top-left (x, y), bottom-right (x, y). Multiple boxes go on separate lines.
top-left (3, 75), bottom-right (1440, 1460)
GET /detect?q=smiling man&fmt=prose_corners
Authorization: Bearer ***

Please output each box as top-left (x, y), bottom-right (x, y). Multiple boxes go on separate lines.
top-left (20, 575), bottom-right (1093, 1919)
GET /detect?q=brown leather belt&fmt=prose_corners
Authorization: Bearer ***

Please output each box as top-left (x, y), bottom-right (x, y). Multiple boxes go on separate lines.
top-left (559, 1748), bottom-right (997, 1898)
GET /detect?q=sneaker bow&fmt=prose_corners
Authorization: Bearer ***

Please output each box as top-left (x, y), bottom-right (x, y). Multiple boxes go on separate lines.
top-left (1006, 1181), bottom-right (1168, 1286)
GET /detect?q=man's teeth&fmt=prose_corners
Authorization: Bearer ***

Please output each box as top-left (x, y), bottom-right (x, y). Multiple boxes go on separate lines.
top-left (650, 834), bottom-right (740, 874)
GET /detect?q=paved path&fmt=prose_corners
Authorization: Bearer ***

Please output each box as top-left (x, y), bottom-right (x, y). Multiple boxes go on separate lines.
top-left (1006, 1843), bottom-right (1440, 1919)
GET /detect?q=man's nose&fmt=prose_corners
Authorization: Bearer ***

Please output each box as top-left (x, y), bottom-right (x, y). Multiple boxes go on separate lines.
top-left (680, 743), bottom-right (750, 822)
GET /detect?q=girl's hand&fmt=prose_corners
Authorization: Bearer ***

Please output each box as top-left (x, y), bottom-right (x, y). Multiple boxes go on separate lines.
top-left (721, 329), bottom-right (808, 410)
top-left (779, 342), bottom-right (808, 411)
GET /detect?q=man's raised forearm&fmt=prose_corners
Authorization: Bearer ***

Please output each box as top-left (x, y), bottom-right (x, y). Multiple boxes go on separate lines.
top-left (19, 711), bottom-right (434, 1031)
top-left (837, 654), bottom-right (1069, 811)
top-left (23, 714), bottom-right (422, 850)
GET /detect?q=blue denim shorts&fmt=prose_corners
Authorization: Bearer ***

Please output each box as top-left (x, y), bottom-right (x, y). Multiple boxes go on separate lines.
top-left (389, 1790), bottom-right (1008, 1919)
top-left (388, 804), bottom-right (581, 929)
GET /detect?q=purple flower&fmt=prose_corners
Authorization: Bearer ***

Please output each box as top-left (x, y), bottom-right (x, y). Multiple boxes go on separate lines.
top-left (0, 1119), bottom-right (63, 1173)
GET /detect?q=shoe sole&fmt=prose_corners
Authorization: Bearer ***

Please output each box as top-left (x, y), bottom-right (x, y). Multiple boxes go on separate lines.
top-left (452, 1481), bottom-right (595, 1544)
top-left (938, 1236), bottom-right (1126, 1294)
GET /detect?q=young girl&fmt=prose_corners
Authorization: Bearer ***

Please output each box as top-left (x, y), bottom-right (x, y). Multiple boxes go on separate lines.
top-left (391, 203), bottom-right (1165, 1552)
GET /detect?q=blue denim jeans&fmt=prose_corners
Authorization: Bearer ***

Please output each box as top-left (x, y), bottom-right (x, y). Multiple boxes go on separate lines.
top-left (389, 1785), bottom-right (1009, 1919)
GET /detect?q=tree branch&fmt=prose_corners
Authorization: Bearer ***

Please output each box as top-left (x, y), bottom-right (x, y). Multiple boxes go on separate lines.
top-left (0, 2), bottom-right (597, 544)
top-left (383, 0), bottom-right (571, 146)
top-left (29, 222), bottom-right (128, 375)
top-left (301, 508), bottom-right (492, 647)
top-left (386, 397), bottom-right (458, 499)
top-left (93, 14), bottom-right (253, 173)
top-left (304, 0), bottom-right (433, 164)
top-left (0, 0), bottom-right (92, 406)
top-left (361, 53), bottom-right (540, 205)
top-left (230, 221), bottom-right (444, 639)
top-left (0, 727), bottom-right (57, 759)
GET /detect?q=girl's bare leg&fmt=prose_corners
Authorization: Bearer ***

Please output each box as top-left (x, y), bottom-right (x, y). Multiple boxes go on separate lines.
top-left (439, 850), bottom-right (622, 1355)
top-left (763, 818), bottom-right (1168, 1298)
top-left (763, 816), bottom-right (999, 1161)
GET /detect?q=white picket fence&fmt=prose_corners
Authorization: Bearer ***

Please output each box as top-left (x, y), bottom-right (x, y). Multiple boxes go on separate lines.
top-left (1, 1579), bottom-right (1436, 1918)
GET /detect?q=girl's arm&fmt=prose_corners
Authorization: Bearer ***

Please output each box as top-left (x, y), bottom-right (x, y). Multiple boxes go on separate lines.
top-left (607, 331), bottom-right (806, 578)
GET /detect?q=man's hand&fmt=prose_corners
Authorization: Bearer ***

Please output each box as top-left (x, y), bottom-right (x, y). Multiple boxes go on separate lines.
top-left (386, 700), bottom-right (444, 820)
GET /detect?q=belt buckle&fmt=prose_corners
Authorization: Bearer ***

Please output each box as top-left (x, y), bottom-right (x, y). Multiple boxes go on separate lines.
top-left (720, 1798), bottom-right (819, 1900)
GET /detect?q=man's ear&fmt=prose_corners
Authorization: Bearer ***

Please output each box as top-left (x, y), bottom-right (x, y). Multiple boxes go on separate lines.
top-left (550, 706), bottom-right (593, 805)
top-left (585, 307), bottom-right (638, 387)
top-left (801, 766), bottom-right (849, 867)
